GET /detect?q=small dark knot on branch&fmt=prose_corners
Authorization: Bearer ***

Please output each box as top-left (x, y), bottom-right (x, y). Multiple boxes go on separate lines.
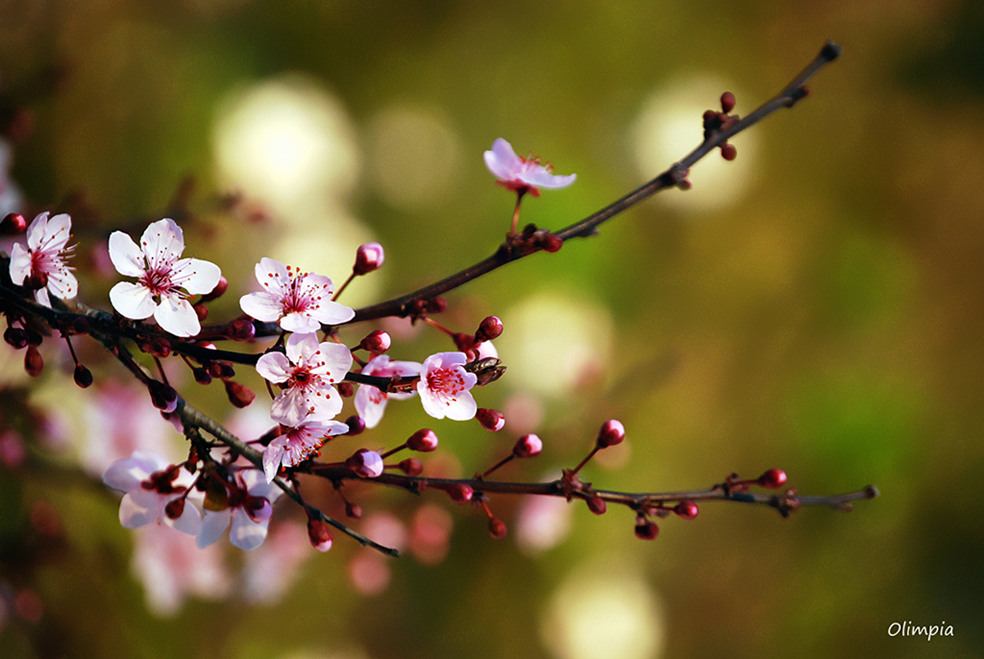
top-left (820, 41), bottom-right (842, 62)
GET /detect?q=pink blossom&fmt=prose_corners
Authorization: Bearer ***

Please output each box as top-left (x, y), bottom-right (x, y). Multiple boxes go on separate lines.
top-left (240, 257), bottom-right (355, 333)
top-left (416, 352), bottom-right (478, 421)
top-left (256, 332), bottom-right (354, 427)
top-left (102, 451), bottom-right (201, 535)
top-left (262, 414), bottom-right (349, 482)
top-left (197, 468), bottom-right (282, 551)
top-left (131, 523), bottom-right (231, 617)
top-left (346, 448), bottom-right (384, 478)
top-left (354, 354), bottom-right (421, 428)
top-left (483, 138), bottom-right (576, 197)
top-left (8, 212), bottom-right (77, 307)
top-left (108, 218), bottom-right (222, 337)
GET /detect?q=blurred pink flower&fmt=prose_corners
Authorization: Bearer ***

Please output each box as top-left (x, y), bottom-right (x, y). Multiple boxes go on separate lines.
top-left (416, 352), bottom-right (478, 421)
top-left (240, 257), bottom-right (355, 333)
top-left (108, 218), bottom-right (221, 337)
top-left (256, 332), bottom-right (353, 427)
top-left (483, 138), bottom-right (576, 197)
top-left (354, 354), bottom-right (421, 428)
top-left (197, 468), bottom-right (283, 551)
top-left (8, 212), bottom-right (77, 307)
top-left (102, 451), bottom-right (201, 535)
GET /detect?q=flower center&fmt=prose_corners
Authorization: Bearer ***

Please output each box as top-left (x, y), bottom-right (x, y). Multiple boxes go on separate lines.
top-left (427, 367), bottom-right (465, 399)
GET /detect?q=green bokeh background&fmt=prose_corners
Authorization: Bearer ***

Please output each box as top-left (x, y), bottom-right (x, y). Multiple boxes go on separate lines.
top-left (2, 1), bottom-right (983, 658)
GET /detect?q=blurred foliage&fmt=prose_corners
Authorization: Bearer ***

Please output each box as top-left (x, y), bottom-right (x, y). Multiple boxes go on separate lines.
top-left (1, 1), bottom-right (983, 658)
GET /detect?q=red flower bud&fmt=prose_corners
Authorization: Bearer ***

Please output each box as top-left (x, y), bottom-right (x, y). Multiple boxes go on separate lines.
top-left (586, 496), bottom-right (607, 515)
top-left (73, 364), bottom-right (93, 388)
top-left (674, 500), bottom-right (699, 520)
top-left (399, 457), bottom-right (424, 476)
top-left (353, 242), bottom-right (385, 275)
top-left (407, 428), bottom-right (439, 452)
top-left (720, 143), bottom-right (737, 161)
top-left (345, 415), bottom-right (366, 436)
top-left (757, 468), bottom-right (787, 489)
top-left (226, 318), bottom-right (255, 341)
top-left (337, 382), bottom-right (354, 397)
top-left (200, 276), bottom-right (228, 302)
top-left (634, 519), bottom-right (659, 540)
top-left (720, 91), bottom-right (736, 113)
top-left (148, 380), bottom-right (177, 412)
top-left (4, 326), bottom-right (28, 349)
top-left (476, 408), bottom-right (506, 432)
top-left (24, 346), bottom-right (43, 377)
top-left (164, 498), bottom-right (186, 520)
top-left (488, 518), bottom-right (508, 539)
top-left (1, 213), bottom-right (27, 234)
top-left (475, 316), bottom-right (503, 342)
top-left (346, 449), bottom-right (384, 478)
top-left (149, 337), bottom-right (171, 358)
top-left (192, 367), bottom-right (212, 385)
top-left (345, 502), bottom-right (363, 519)
top-left (513, 433), bottom-right (542, 458)
top-left (447, 483), bottom-right (473, 503)
top-left (194, 304), bottom-right (209, 322)
top-left (307, 518), bottom-right (333, 552)
top-left (359, 330), bottom-right (391, 353)
top-left (596, 419), bottom-right (625, 448)
top-left (224, 380), bottom-right (255, 408)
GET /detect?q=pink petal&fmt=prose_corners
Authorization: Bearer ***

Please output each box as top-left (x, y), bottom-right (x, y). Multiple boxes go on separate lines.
top-left (108, 231), bottom-right (148, 278)
top-left (279, 312), bottom-right (323, 334)
top-left (154, 295), bottom-right (201, 337)
top-left (24, 212), bottom-right (50, 251)
top-left (230, 508), bottom-right (269, 551)
top-left (254, 257), bottom-right (291, 296)
top-left (262, 441), bottom-right (285, 483)
top-left (484, 138), bottom-right (524, 180)
top-left (119, 489), bottom-right (164, 528)
top-left (240, 291), bottom-right (283, 323)
top-left (255, 352), bottom-right (292, 383)
top-left (309, 299), bottom-right (356, 326)
top-left (523, 170), bottom-right (576, 189)
top-left (102, 451), bottom-right (169, 491)
top-left (270, 388), bottom-right (311, 427)
top-left (444, 391), bottom-right (478, 421)
top-left (316, 341), bottom-right (354, 378)
top-left (355, 385), bottom-right (387, 429)
top-left (8, 242), bottom-right (30, 285)
top-left (47, 269), bottom-right (78, 300)
top-left (140, 219), bottom-right (185, 272)
top-left (171, 257), bottom-right (222, 295)
top-left (286, 332), bottom-right (319, 363)
top-left (42, 213), bottom-right (72, 251)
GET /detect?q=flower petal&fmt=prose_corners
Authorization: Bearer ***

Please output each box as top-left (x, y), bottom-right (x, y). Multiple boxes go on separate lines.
top-left (279, 311), bottom-right (325, 334)
top-left (154, 294), bottom-right (201, 337)
top-left (171, 257), bottom-right (222, 296)
top-left (263, 439), bottom-right (285, 483)
top-left (230, 508), bottom-right (269, 551)
top-left (108, 231), bottom-right (148, 278)
top-left (8, 242), bottom-right (30, 285)
top-left (197, 510), bottom-right (231, 548)
top-left (119, 489), bottom-right (163, 528)
top-left (169, 500), bottom-right (202, 535)
top-left (240, 291), bottom-right (284, 323)
top-left (40, 213), bottom-right (72, 251)
top-left (103, 451), bottom-right (170, 491)
top-left (140, 219), bottom-right (185, 272)
top-left (256, 352), bottom-right (292, 384)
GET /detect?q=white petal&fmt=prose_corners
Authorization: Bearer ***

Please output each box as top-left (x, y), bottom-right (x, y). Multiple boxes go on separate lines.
top-left (230, 509), bottom-right (269, 551)
top-left (240, 291), bottom-right (283, 323)
top-left (108, 231), bottom-right (147, 278)
top-left (102, 451), bottom-right (169, 491)
top-left (417, 384), bottom-right (448, 420)
top-left (140, 219), bottom-right (184, 271)
top-left (241, 468), bottom-right (282, 502)
top-left (310, 300), bottom-right (356, 326)
top-left (154, 295), bottom-right (201, 337)
top-left (484, 138), bottom-right (523, 180)
top-left (42, 213), bottom-right (73, 251)
top-left (24, 212), bottom-right (50, 251)
top-left (254, 257), bottom-right (290, 295)
top-left (171, 257), bottom-right (222, 295)
top-left (286, 332), bottom-right (319, 363)
top-left (109, 281), bottom-right (157, 320)
top-left (279, 312), bottom-right (323, 334)
top-left (255, 352), bottom-right (291, 383)
top-left (523, 170), bottom-right (576, 189)
top-left (169, 500), bottom-right (202, 535)
top-left (270, 389), bottom-right (309, 427)
top-left (33, 288), bottom-right (52, 308)
top-left (8, 243), bottom-right (30, 285)
top-left (197, 510), bottom-right (231, 548)
top-left (355, 385), bottom-right (387, 429)
top-left (47, 270), bottom-right (79, 300)
top-left (119, 490), bottom-right (163, 528)
top-left (316, 341), bottom-right (354, 378)
top-left (444, 391), bottom-right (478, 421)
top-left (263, 440), bottom-right (285, 483)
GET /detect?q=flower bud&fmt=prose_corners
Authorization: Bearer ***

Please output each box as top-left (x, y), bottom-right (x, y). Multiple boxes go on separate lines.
top-left (345, 501), bottom-right (363, 519)
top-left (346, 449), bottom-right (384, 478)
top-left (200, 276), bottom-right (228, 302)
top-left (27, 269), bottom-right (49, 291)
top-left (4, 326), bottom-right (28, 349)
top-left (634, 519), bottom-right (659, 540)
top-left (398, 457), bottom-right (424, 476)
top-left (164, 498), bottom-right (186, 520)
top-left (586, 496), bottom-right (607, 515)
top-left (407, 428), bottom-right (439, 452)
top-left (359, 330), bottom-right (391, 353)
top-left (1, 213), bottom-right (27, 234)
top-left (73, 364), bottom-right (93, 388)
top-left (194, 304), bottom-right (209, 322)
top-left (148, 380), bottom-right (178, 412)
top-left (307, 518), bottom-right (333, 552)
top-left (149, 337), bottom-right (171, 358)
top-left (345, 415), bottom-right (366, 436)
top-left (596, 419), bottom-right (625, 448)
top-left (353, 242), bottom-right (385, 275)
top-left (337, 382), bottom-right (354, 397)
top-left (476, 408), bottom-right (506, 432)
top-left (425, 297), bottom-right (447, 314)
top-left (447, 483), bottom-right (473, 503)
top-left (757, 468), bottom-right (787, 489)
top-left (513, 433), bottom-right (542, 458)
top-left (224, 380), bottom-right (255, 408)
top-left (226, 318), bottom-right (255, 341)
top-left (720, 143), bottom-right (737, 161)
top-left (674, 500), bottom-right (699, 520)
top-left (488, 518), bottom-right (508, 539)
top-left (720, 91), bottom-right (736, 113)
top-left (70, 317), bottom-right (90, 335)
top-left (538, 233), bottom-right (563, 253)
top-left (24, 346), bottom-right (43, 377)
top-left (24, 327), bottom-right (43, 346)
top-left (475, 316), bottom-right (503, 342)
top-left (192, 367), bottom-right (212, 385)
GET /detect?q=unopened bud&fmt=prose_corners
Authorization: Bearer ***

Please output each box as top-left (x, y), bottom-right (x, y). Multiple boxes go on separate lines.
top-left (192, 367), bottom-right (212, 385)
top-left (226, 318), bottom-right (255, 341)
top-left (24, 346), bottom-right (43, 377)
top-left (224, 380), bottom-right (255, 408)
top-left (164, 498), bottom-right (185, 520)
top-left (24, 328), bottom-right (43, 346)
top-left (148, 380), bottom-right (178, 412)
top-left (345, 415), bottom-right (366, 436)
top-left (488, 518), bottom-right (508, 539)
top-left (353, 242), bottom-right (385, 275)
top-left (70, 317), bottom-right (89, 335)
top-left (757, 468), bottom-right (787, 489)
top-left (346, 449), bottom-right (384, 478)
top-left (539, 233), bottom-right (563, 253)
top-left (720, 143), bottom-right (737, 161)
top-left (674, 500), bottom-right (699, 520)
top-left (73, 364), bottom-right (93, 388)
top-left (475, 316), bottom-right (503, 343)
top-left (337, 382), bottom-right (354, 397)
top-left (398, 457), bottom-right (424, 476)
top-left (200, 276), bottom-right (228, 302)
top-left (1, 213), bottom-right (27, 234)
top-left (407, 428), bottom-right (439, 452)
top-left (27, 269), bottom-right (49, 291)
top-left (345, 502), bottom-right (363, 519)
top-left (476, 408), bottom-right (506, 432)
top-left (307, 518), bottom-right (333, 552)
top-left (596, 419), bottom-right (625, 448)
top-left (149, 337), bottom-right (171, 358)
top-left (359, 330), bottom-right (391, 353)
top-left (425, 297), bottom-right (447, 314)
top-left (447, 483), bottom-right (473, 503)
top-left (4, 326), bottom-right (28, 349)
top-left (513, 433), bottom-right (542, 458)
top-left (720, 91), bottom-right (736, 113)
top-left (194, 304), bottom-right (209, 322)
top-left (586, 496), bottom-right (607, 515)
top-left (634, 519), bottom-right (659, 540)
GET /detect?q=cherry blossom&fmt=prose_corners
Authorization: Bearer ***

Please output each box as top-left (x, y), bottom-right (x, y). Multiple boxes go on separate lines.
top-left (197, 468), bottom-right (283, 551)
top-left (483, 138), bottom-right (576, 197)
top-left (256, 332), bottom-right (354, 427)
top-left (263, 413), bottom-right (349, 482)
top-left (416, 351), bottom-right (478, 421)
top-left (240, 257), bottom-right (355, 333)
top-left (8, 212), bottom-right (77, 307)
top-left (108, 218), bottom-right (222, 337)
top-left (102, 451), bottom-right (201, 535)
top-left (354, 354), bottom-right (422, 428)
